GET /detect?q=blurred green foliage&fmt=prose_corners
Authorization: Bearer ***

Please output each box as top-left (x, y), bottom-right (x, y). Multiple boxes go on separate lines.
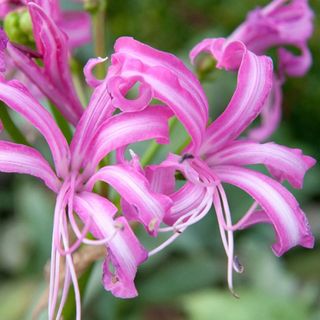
top-left (0, 1), bottom-right (319, 319)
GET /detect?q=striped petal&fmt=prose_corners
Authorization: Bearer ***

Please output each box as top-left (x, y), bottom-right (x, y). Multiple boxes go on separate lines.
top-left (191, 39), bottom-right (273, 155)
top-left (70, 80), bottom-right (113, 171)
top-left (0, 79), bottom-right (70, 178)
top-left (85, 165), bottom-right (172, 235)
top-left (83, 106), bottom-right (172, 174)
top-left (0, 141), bottom-right (60, 192)
top-left (74, 191), bottom-right (147, 298)
top-left (20, 3), bottom-right (83, 125)
top-left (108, 37), bottom-right (208, 153)
top-left (214, 165), bottom-right (314, 256)
top-left (248, 76), bottom-right (282, 142)
top-left (207, 141), bottom-right (315, 189)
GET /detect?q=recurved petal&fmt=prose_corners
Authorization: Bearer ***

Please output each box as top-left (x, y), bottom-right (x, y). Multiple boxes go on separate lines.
top-left (108, 37), bottom-right (208, 153)
top-left (85, 164), bottom-right (172, 235)
top-left (191, 39), bottom-right (273, 155)
top-left (214, 165), bottom-right (314, 256)
top-left (83, 106), bottom-right (172, 174)
top-left (74, 191), bottom-right (147, 299)
top-left (278, 44), bottom-right (312, 77)
top-left (226, 0), bottom-right (313, 55)
top-left (0, 79), bottom-right (70, 178)
top-left (0, 141), bottom-right (60, 192)
top-left (208, 141), bottom-right (315, 189)
top-left (84, 57), bottom-right (108, 88)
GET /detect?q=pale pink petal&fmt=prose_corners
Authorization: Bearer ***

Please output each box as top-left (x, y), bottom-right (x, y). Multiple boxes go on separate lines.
top-left (208, 141), bottom-right (315, 189)
top-left (248, 76), bottom-right (282, 142)
top-left (85, 165), bottom-right (172, 235)
top-left (83, 106), bottom-right (172, 174)
top-left (0, 140), bottom-right (60, 192)
top-left (191, 39), bottom-right (273, 154)
top-left (0, 79), bottom-right (70, 178)
top-left (214, 165), bottom-right (314, 256)
top-left (108, 37), bottom-right (208, 153)
top-left (74, 191), bottom-right (147, 298)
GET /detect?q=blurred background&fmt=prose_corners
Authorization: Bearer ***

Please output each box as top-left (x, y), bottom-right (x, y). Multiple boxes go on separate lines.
top-left (0, 0), bottom-right (319, 319)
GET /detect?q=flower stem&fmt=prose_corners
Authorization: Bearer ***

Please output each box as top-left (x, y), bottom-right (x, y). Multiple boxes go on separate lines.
top-left (92, 0), bottom-right (107, 79)
top-left (141, 117), bottom-right (178, 166)
top-left (0, 102), bottom-right (29, 145)
top-left (61, 265), bottom-right (93, 320)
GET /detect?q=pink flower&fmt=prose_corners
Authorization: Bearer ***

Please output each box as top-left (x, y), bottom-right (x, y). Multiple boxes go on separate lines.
top-left (145, 38), bottom-right (315, 294)
top-left (194, 0), bottom-right (314, 141)
top-left (0, 33), bottom-right (210, 318)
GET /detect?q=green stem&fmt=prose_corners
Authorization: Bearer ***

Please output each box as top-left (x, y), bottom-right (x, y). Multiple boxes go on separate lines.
top-left (141, 117), bottom-right (178, 166)
top-left (0, 102), bottom-right (29, 145)
top-left (61, 265), bottom-right (94, 319)
top-left (49, 101), bottom-right (73, 144)
top-left (70, 58), bottom-right (88, 107)
top-left (92, 1), bottom-right (107, 79)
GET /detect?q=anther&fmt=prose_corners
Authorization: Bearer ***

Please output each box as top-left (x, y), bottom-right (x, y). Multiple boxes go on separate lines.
top-left (233, 256), bottom-right (244, 273)
top-left (179, 153), bottom-right (194, 163)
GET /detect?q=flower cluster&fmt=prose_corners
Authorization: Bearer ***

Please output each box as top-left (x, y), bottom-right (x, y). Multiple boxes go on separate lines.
top-left (0, 0), bottom-right (315, 319)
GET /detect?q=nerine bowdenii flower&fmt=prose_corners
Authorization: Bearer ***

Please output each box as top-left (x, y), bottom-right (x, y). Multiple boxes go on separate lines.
top-left (195, 0), bottom-right (314, 141)
top-left (0, 16), bottom-right (210, 318)
top-left (140, 38), bottom-right (315, 294)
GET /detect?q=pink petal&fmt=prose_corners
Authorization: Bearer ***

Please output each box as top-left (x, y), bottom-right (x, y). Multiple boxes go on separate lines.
top-left (83, 106), bottom-right (172, 174)
top-left (191, 39), bottom-right (273, 154)
top-left (227, 0), bottom-right (313, 57)
top-left (0, 29), bottom-right (8, 73)
top-left (25, 3), bottom-right (83, 125)
top-left (85, 165), bottom-right (172, 235)
top-left (207, 141), bottom-right (315, 189)
top-left (74, 191), bottom-right (147, 298)
top-left (108, 37), bottom-right (208, 153)
top-left (70, 81), bottom-right (113, 171)
top-left (0, 79), bottom-right (70, 178)
top-left (214, 165), bottom-right (314, 256)
top-left (248, 76), bottom-right (282, 142)
top-left (163, 181), bottom-right (208, 225)
top-left (83, 57), bottom-right (108, 88)
top-left (278, 43), bottom-right (312, 77)
top-left (0, 141), bottom-right (60, 192)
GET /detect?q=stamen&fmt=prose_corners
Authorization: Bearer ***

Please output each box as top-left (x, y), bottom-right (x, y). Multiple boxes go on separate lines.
top-left (179, 153), bottom-right (194, 163)
top-left (233, 256), bottom-right (244, 274)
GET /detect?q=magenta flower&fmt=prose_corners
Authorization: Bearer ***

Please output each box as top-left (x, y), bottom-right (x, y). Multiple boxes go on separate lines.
top-left (195, 0), bottom-right (314, 141)
top-left (0, 30), bottom-right (212, 317)
top-left (144, 38), bottom-right (315, 294)
top-left (0, 77), bottom-right (173, 318)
